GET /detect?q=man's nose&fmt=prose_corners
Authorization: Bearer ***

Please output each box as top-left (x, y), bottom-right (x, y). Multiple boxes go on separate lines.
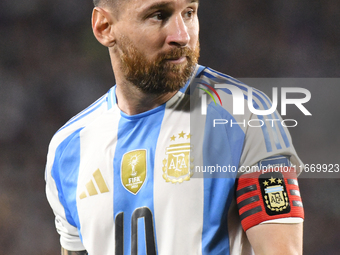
top-left (165, 15), bottom-right (190, 47)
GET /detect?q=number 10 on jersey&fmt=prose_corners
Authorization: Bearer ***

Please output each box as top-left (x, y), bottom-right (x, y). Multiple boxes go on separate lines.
top-left (115, 207), bottom-right (156, 255)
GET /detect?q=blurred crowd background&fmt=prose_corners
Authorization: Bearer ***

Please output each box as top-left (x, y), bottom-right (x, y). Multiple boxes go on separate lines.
top-left (0, 0), bottom-right (339, 254)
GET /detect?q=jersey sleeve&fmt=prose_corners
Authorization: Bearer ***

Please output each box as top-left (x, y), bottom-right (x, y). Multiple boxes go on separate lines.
top-left (197, 69), bottom-right (304, 233)
top-left (236, 93), bottom-right (304, 231)
top-left (239, 111), bottom-right (303, 172)
top-left (45, 133), bottom-right (86, 251)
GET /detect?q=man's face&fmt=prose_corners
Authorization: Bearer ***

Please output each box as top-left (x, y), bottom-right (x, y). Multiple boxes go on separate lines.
top-left (113, 0), bottom-right (200, 94)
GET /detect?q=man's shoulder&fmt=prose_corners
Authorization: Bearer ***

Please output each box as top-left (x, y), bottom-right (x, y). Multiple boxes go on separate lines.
top-left (198, 66), bottom-right (239, 83)
top-left (196, 66), bottom-right (272, 112)
top-left (48, 88), bottom-right (115, 151)
top-left (198, 66), bottom-right (253, 93)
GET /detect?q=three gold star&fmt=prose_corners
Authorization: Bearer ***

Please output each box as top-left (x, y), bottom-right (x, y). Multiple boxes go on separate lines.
top-left (170, 132), bottom-right (191, 141)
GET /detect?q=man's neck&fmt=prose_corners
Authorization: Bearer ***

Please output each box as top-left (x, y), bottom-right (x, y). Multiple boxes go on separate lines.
top-left (115, 80), bottom-right (178, 116)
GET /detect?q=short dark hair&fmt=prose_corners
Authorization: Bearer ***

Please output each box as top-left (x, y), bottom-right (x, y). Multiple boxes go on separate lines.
top-left (93, 0), bottom-right (127, 17)
top-left (93, 0), bottom-right (123, 8)
top-left (93, 0), bottom-right (107, 7)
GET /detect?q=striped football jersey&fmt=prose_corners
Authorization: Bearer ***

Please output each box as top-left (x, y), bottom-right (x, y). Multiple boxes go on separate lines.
top-left (45, 65), bottom-right (303, 255)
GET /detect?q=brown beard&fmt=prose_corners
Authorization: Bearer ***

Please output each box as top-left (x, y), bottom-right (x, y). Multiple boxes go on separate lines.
top-left (118, 37), bottom-right (200, 94)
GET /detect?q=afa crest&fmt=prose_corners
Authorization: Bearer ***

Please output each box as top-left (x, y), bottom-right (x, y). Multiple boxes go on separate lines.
top-left (162, 131), bottom-right (194, 184)
top-left (259, 172), bottom-right (291, 215)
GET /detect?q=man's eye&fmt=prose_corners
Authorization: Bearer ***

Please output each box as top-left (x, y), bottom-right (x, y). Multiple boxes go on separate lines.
top-left (184, 9), bottom-right (195, 19)
top-left (151, 12), bottom-right (165, 21)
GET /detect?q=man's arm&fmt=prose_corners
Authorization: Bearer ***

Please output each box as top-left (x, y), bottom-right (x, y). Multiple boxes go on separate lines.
top-left (61, 248), bottom-right (88, 255)
top-left (246, 223), bottom-right (303, 255)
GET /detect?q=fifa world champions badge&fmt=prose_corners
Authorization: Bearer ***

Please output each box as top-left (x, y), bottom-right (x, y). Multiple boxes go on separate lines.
top-left (162, 132), bottom-right (194, 183)
top-left (121, 149), bottom-right (147, 195)
top-left (259, 172), bottom-right (291, 215)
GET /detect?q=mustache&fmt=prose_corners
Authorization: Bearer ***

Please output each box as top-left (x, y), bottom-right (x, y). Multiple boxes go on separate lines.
top-left (158, 47), bottom-right (193, 61)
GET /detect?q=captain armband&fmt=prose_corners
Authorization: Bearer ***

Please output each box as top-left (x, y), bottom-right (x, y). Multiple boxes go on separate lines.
top-left (236, 167), bottom-right (304, 232)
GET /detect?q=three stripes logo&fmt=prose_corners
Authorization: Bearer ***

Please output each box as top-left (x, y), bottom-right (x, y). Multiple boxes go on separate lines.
top-left (79, 169), bottom-right (109, 199)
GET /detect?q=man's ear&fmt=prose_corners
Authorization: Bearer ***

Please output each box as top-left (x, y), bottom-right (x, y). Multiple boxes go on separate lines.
top-left (92, 7), bottom-right (116, 47)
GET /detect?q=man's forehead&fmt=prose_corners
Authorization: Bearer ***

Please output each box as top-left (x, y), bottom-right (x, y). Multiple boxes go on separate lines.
top-left (128, 0), bottom-right (199, 11)
top-left (134, 0), bottom-right (199, 4)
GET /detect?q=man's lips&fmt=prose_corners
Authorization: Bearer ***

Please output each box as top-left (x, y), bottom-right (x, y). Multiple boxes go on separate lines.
top-left (165, 56), bottom-right (187, 63)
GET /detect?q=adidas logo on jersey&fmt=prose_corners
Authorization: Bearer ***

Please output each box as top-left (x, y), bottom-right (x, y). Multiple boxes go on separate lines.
top-left (79, 169), bottom-right (109, 199)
